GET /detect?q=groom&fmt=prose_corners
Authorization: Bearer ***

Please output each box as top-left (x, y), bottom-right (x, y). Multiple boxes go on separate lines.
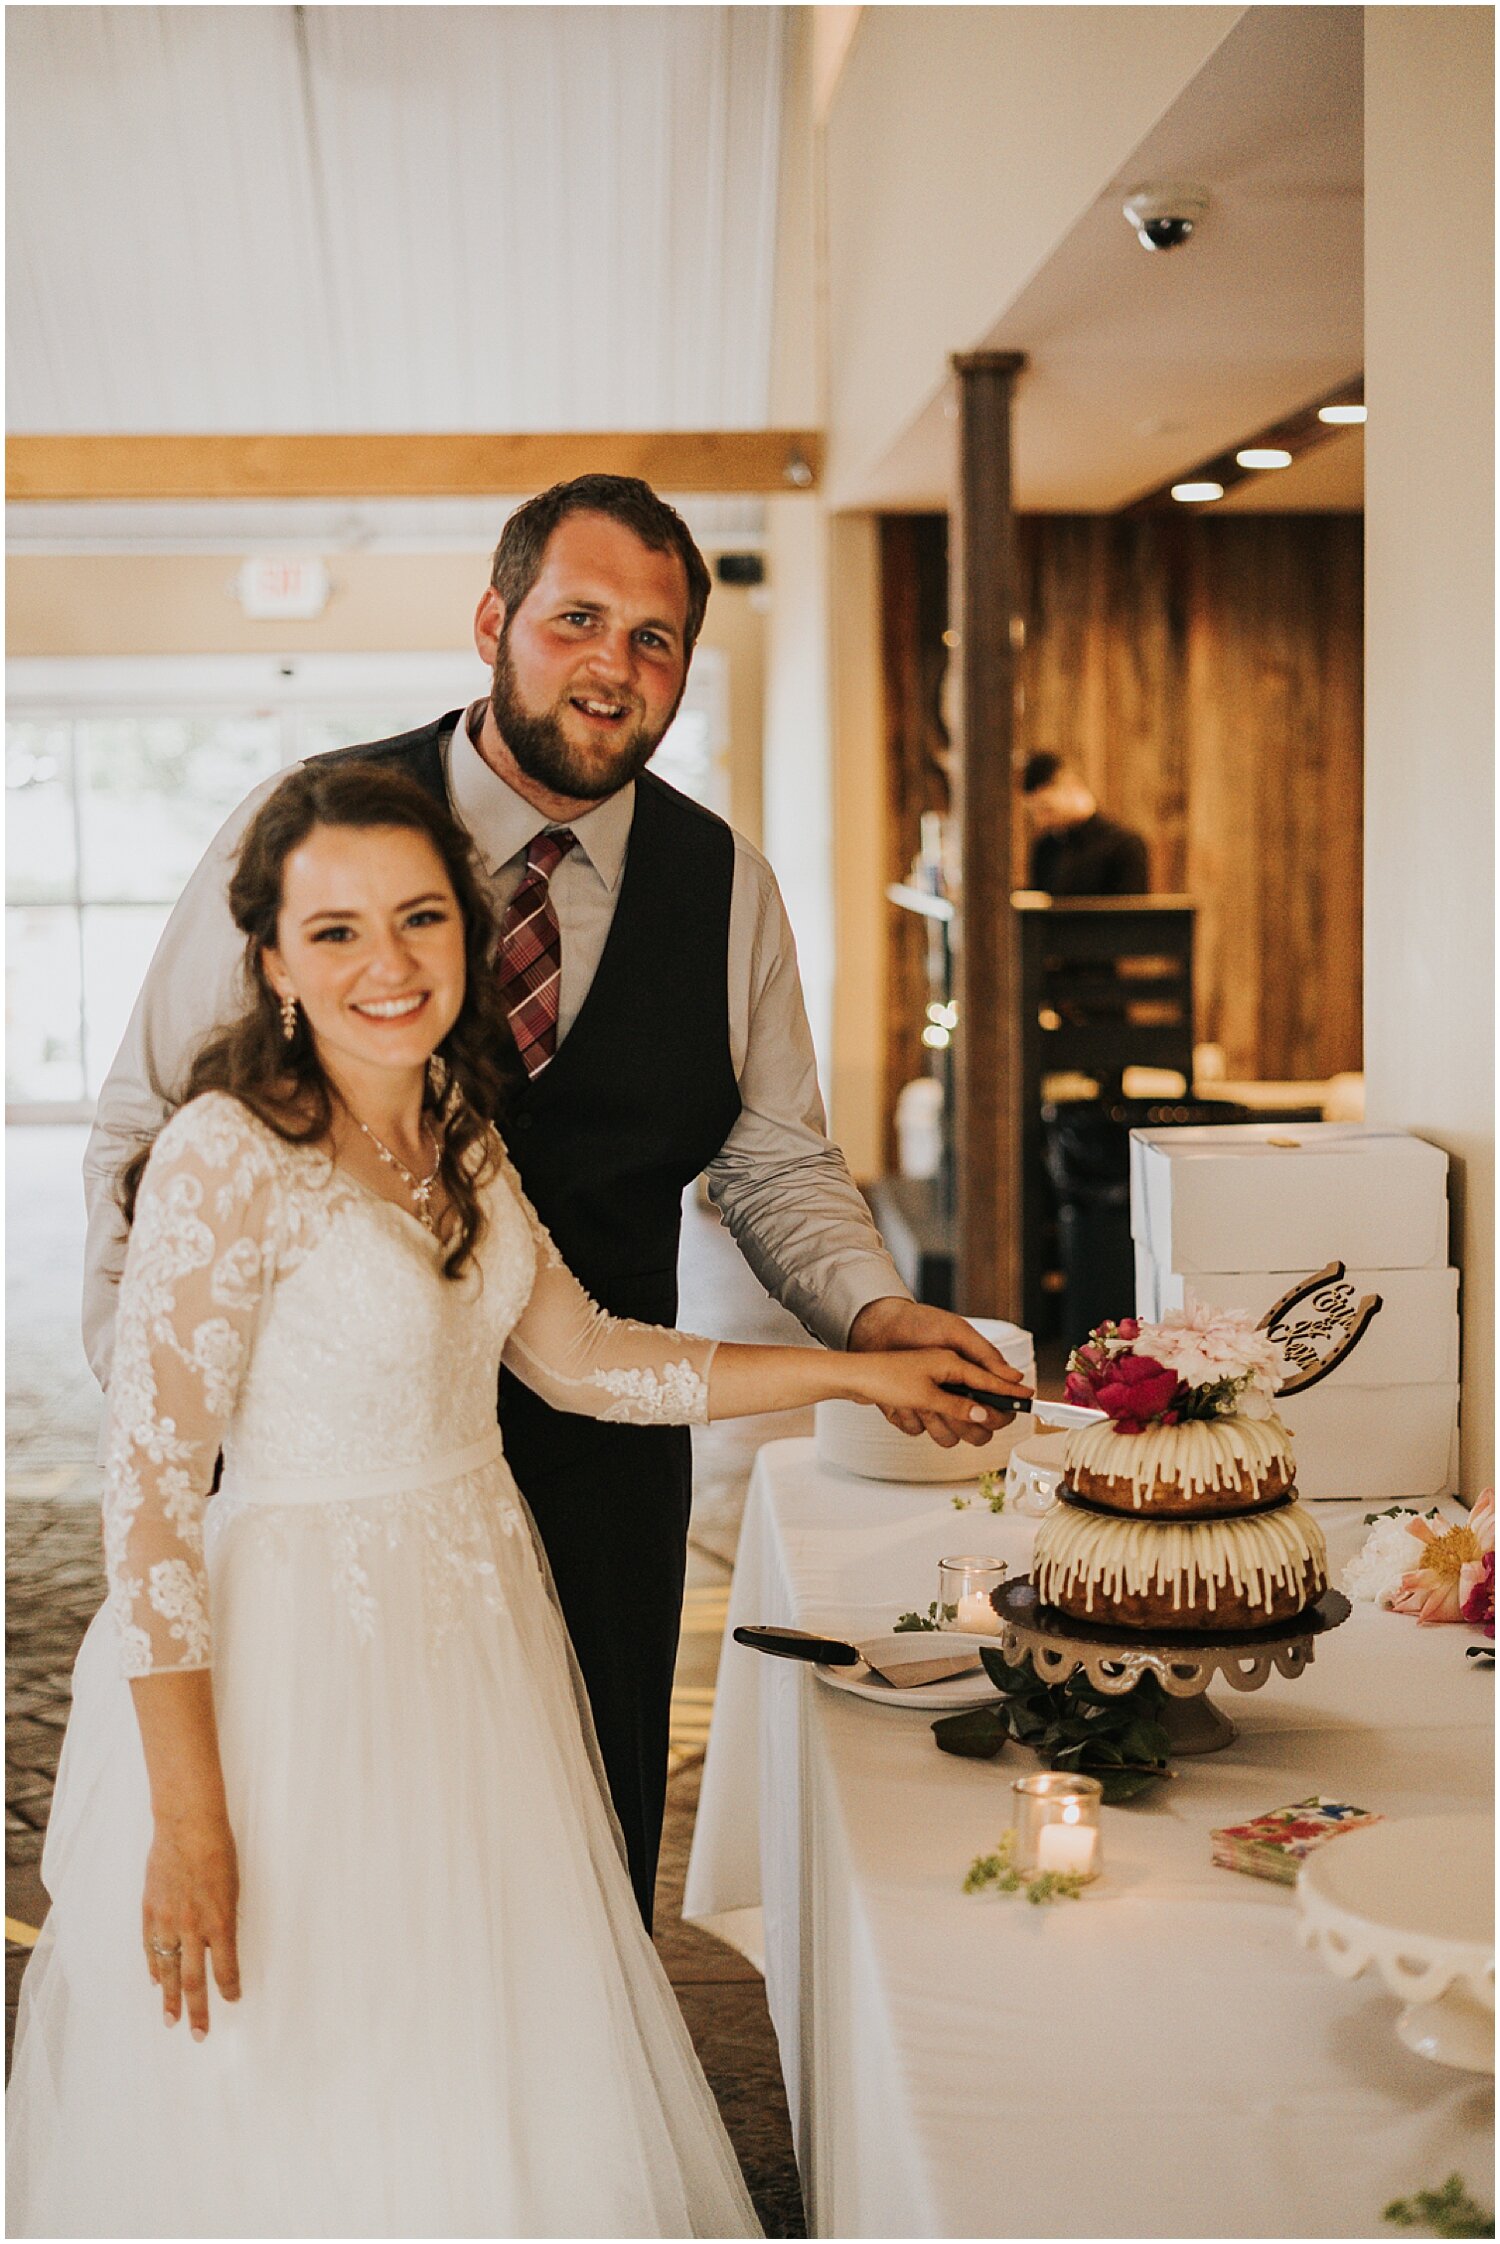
top-left (83, 474), bottom-right (1021, 1925)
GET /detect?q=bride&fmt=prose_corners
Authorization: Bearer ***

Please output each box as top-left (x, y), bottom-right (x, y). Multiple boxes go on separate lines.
top-left (8, 762), bottom-right (1016, 2239)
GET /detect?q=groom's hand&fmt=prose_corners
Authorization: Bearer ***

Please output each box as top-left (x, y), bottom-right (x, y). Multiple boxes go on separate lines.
top-left (846, 1297), bottom-right (1031, 1448)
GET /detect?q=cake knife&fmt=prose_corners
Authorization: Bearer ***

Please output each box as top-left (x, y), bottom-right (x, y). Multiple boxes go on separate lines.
top-left (940, 1386), bottom-right (1107, 1429)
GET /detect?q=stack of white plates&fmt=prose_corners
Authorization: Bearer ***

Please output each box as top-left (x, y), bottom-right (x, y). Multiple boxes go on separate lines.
top-left (815, 1318), bottom-right (1036, 1484)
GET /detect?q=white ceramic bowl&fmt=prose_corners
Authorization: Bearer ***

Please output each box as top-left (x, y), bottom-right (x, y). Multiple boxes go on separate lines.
top-left (815, 1317), bottom-right (1035, 1484)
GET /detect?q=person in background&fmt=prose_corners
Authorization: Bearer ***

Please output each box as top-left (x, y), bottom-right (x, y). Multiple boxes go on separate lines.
top-left (1021, 752), bottom-right (1150, 895)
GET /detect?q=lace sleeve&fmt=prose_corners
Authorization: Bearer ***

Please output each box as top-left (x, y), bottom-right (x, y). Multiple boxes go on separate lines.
top-left (102, 1093), bottom-right (279, 1678)
top-left (497, 1150), bottom-right (717, 1427)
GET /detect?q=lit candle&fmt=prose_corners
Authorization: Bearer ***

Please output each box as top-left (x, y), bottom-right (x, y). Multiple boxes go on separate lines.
top-left (955, 1589), bottom-right (1002, 1634)
top-left (1035, 1804), bottom-right (1099, 1877)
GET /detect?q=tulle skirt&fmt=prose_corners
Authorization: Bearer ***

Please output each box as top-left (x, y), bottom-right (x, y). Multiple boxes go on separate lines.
top-left (7, 1457), bottom-right (760, 2239)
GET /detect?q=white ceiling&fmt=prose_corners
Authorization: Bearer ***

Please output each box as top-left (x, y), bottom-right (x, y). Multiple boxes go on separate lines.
top-left (6, 3), bottom-right (783, 549)
top-left (853, 5), bottom-right (1365, 512)
top-left (7, 3), bottom-right (1363, 546)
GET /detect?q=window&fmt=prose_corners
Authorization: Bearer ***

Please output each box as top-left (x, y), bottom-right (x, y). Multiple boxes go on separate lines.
top-left (6, 645), bottom-right (730, 1113)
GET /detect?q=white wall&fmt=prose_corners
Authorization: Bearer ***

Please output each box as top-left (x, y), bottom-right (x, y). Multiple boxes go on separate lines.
top-left (1364, 7), bottom-right (1495, 1488)
top-left (821, 5), bottom-right (1242, 499)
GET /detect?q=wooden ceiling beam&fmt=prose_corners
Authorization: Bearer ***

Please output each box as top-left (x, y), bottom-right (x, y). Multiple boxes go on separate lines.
top-left (6, 429), bottom-right (823, 502)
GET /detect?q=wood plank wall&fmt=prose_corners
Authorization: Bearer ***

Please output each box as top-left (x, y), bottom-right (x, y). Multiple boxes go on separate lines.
top-left (880, 511), bottom-right (1363, 1159)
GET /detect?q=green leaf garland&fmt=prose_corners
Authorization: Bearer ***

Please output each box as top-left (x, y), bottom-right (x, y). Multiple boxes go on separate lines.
top-left (932, 1646), bottom-right (1173, 1803)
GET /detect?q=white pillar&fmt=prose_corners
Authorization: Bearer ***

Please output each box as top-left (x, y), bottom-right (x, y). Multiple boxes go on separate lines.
top-left (1364, 7), bottom-right (1495, 1486)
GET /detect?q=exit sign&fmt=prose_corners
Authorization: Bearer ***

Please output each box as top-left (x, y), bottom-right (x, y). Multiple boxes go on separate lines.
top-left (235, 558), bottom-right (331, 620)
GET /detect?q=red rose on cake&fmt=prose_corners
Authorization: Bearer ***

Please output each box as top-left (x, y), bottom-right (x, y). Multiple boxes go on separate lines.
top-left (1091, 1353), bottom-right (1183, 1433)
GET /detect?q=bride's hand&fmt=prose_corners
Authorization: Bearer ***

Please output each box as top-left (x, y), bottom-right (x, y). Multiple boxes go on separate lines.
top-left (142, 1808), bottom-right (241, 2039)
top-left (843, 1347), bottom-right (1027, 1432)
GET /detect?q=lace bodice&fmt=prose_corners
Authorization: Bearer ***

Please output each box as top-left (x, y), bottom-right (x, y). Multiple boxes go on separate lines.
top-left (102, 1092), bottom-right (718, 1678)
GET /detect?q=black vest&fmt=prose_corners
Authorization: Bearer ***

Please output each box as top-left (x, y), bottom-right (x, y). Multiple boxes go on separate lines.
top-left (318, 712), bottom-right (742, 1321)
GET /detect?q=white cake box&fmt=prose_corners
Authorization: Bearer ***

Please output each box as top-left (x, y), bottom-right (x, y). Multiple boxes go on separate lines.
top-left (1130, 1123), bottom-right (1450, 1275)
top-left (1141, 1263), bottom-right (1460, 1386)
top-left (1132, 1253), bottom-right (1460, 1500)
top-left (1129, 1126), bottom-right (1458, 1500)
top-left (1265, 1380), bottom-right (1458, 1501)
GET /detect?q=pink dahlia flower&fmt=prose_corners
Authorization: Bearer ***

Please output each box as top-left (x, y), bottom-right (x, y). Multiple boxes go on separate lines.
top-left (1391, 1490), bottom-right (1495, 1626)
top-left (1138, 1298), bottom-right (1283, 1395)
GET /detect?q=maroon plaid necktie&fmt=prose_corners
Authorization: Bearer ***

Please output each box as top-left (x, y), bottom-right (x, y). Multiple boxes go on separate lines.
top-left (497, 828), bottom-right (577, 1078)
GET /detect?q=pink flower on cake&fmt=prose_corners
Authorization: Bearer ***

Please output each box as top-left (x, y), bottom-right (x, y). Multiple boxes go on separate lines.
top-left (1390, 1491), bottom-right (1495, 1626)
top-left (1136, 1299), bottom-right (1283, 1394)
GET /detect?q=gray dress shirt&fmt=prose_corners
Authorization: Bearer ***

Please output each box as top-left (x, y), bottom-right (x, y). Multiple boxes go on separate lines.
top-left (81, 711), bottom-right (910, 1385)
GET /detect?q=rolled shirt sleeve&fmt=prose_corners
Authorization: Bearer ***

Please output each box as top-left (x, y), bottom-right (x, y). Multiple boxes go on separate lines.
top-left (708, 839), bottom-right (910, 1350)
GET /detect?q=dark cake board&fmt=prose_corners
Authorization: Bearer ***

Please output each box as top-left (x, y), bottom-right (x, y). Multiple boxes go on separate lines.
top-left (991, 1580), bottom-right (1353, 1756)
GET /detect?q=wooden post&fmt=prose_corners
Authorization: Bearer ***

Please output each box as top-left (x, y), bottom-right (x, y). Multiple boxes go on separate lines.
top-left (949, 350), bottom-right (1026, 1318)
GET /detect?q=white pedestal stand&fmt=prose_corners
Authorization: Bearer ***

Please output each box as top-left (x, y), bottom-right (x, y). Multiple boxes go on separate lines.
top-left (1298, 1815), bottom-right (1495, 2074)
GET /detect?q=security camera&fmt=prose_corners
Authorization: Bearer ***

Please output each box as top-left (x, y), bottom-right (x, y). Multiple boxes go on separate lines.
top-left (1123, 185), bottom-right (1209, 252)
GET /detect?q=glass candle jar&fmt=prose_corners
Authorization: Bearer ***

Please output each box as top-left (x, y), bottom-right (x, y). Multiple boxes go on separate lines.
top-left (1010, 1772), bottom-right (1103, 1880)
top-left (938, 1555), bottom-right (1007, 1634)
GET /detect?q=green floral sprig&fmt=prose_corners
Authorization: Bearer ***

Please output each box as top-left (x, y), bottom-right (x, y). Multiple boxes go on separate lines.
top-left (932, 1647), bottom-right (1173, 1803)
top-left (894, 1602), bottom-right (955, 1633)
top-left (963, 1829), bottom-right (1087, 1905)
top-left (950, 1469), bottom-right (1007, 1515)
top-left (1385, 2176), bottom-right (1494, 2238)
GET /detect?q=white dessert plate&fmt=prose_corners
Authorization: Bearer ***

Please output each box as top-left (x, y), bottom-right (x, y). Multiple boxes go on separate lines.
top-left (814, 1632), bottom-right (1005, 1711)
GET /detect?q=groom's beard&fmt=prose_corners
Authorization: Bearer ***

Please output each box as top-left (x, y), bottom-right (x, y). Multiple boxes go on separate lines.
top-left (489, 633), bottom-right (677, 803)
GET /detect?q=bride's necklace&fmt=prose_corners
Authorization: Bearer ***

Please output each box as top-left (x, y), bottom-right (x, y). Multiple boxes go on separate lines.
top-left (348, 1112), bottom-right (443, 1233)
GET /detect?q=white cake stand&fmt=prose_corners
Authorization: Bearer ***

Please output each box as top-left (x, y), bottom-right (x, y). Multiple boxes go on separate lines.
top-left (1297, 1815), bottom-right (1495, 2073)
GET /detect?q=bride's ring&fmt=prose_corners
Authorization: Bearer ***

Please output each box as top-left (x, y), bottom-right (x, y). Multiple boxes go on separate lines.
top-left (149, 1938), bottom-right (182, 1962)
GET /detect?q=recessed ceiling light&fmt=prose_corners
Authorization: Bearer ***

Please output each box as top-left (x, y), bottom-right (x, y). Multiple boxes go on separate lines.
top-left (1171, 482), bottom-right (1224, 503)
top-left (1236, 448), bottom-right (1293, 470)
top-left (1318, 404), bottom-right (1367, 425)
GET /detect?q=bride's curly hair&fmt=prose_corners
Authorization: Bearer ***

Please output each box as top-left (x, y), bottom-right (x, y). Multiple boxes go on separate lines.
top-left (118, 760), bottom-right (523, 1280)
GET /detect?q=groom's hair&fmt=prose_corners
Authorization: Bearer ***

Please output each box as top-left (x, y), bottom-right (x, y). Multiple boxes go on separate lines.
top-left (489, 475), bottom-right (712, 658)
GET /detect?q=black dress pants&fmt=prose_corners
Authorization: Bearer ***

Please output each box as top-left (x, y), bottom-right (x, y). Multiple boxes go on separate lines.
top-left (499, 1376), bottom-right (691, 1930)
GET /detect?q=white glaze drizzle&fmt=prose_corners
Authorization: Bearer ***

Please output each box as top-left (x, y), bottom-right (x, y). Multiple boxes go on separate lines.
top-left (1062, 1413), bottom-right (1295, 1508)
top-left (1033, 1499), bottom-right (1327, 1617)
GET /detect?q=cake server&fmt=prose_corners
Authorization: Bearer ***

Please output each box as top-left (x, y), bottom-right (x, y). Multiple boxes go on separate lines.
top-left (732, 1624), bottom-right (986, 1688)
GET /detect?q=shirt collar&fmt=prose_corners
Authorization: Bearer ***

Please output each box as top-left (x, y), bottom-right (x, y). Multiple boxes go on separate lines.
top-left (448, 703), bottom-right (634, 894)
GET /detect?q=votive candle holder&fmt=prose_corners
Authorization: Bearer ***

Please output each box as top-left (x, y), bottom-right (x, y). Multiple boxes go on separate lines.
top-left (939, 1555), bottom-right (1006, 1635)
top-left (1010, 1771), bottom-right (1103, 1880)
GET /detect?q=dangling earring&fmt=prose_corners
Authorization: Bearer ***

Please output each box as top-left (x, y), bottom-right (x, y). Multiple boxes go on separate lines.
top-left (281, 993), bottom-right (298, 1044)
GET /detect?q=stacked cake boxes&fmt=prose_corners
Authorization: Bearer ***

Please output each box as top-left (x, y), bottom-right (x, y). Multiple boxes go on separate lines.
top-left (1130, 1123), bottom-right (1459, 1500)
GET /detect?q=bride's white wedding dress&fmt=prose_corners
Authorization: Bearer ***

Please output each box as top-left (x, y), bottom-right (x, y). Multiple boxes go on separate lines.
top-left (8, 1092), bottom-right (761, 2239)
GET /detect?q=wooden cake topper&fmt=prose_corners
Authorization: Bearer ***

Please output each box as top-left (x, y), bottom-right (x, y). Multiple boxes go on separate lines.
top-left (1256, 1262), bottom-right (1384, 1396)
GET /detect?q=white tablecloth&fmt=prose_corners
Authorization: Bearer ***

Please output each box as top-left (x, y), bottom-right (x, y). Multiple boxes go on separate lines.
top-left (683, 1440), bottom-right (1494, 2239)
